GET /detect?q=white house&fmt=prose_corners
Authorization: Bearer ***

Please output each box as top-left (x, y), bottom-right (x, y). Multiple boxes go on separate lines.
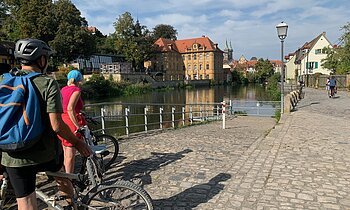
top-left (285, 32), bottom-right (333, 83)
top-left (70, 54), bottom-right (126, 74)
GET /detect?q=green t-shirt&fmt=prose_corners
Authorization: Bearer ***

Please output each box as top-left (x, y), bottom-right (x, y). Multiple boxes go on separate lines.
top-left (0, 71), bottom-right (63, 167)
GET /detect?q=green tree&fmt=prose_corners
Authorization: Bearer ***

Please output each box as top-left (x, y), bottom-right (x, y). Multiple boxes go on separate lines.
top-left (97, 34), bottom-right (119, 55)
top-left (93, 28), bottom-right (118, 54)
top-left (246, 72), bottom-right (257, 83)
top-left (1, 0), bottom-right (55, 42)
top-left (49, 0), bottom-right (96, 63)
top-left (322, 22), bottom-right (350, 75)
top-left (0, 2), bottom-right (9, 40)
top-left (152, 24), bottom-right (178, 40)
top-left (266, 72), bottom-right (281, 101)
top-left (255, 58), bottom-right (274, 83)
top-left (321, 47), bottom-right (339, 73)
top-left (113, 12), bottom-right (154, 71)
top-left (1, 0), bottom-right (95, 64)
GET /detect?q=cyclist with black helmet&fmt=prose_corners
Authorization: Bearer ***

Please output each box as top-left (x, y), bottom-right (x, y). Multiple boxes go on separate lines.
top-left (0, 38), bottom-right (92, 210)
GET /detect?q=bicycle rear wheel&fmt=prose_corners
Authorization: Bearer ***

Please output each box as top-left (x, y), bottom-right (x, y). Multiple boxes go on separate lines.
top-left (0, 175), bottom-right (16, 210)
top-left (82, 180), bottom-right (153, 210)
top-left (93, 134), bottom-right (119, 169)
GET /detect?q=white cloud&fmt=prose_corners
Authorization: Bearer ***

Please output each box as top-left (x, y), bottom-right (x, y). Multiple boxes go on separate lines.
top-left (71, 0), bottom-right (350, 59)
top-left (219, 10), bottom-right (242, 19)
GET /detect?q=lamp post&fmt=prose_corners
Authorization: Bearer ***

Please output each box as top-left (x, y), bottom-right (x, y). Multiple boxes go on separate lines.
top-left (276, 21), bottom-right (288, 114)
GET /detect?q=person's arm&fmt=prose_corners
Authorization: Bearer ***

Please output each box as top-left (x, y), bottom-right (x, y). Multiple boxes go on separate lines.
top-left (67, 91), bottom-right (81, 129)
top-left (49, 112), bottom-right (92, 157)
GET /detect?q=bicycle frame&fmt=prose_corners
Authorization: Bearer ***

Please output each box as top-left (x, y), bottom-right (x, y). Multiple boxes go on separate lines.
top-left (0, 171), bottom-right (89, 210)
top-left (78, 125), bottom-right (107, 187)
top-left (36, 172), bottom-right (86, 210)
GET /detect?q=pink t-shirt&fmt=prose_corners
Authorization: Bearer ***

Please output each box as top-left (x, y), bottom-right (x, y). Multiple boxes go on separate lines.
top-left (61, 86), bottom-right (84, 113)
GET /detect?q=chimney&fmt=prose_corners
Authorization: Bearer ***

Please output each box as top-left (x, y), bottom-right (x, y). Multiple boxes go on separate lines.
top-left (214, 43), bottom-right (218, 49)
top-left (167, 44), bottom-right (173, 50)
top-left (202, 35), bottom-right (205, 37)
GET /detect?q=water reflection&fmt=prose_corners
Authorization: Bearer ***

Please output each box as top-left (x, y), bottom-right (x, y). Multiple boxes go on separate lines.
top-left (84, 84), bottom-right (277, 136)
top-left (85, 84), bottom-right (271, 105)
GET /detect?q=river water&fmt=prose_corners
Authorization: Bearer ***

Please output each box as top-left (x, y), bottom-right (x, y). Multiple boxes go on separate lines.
top-left (86, 84), bottom-right (272, 104)
top-left (84, 84), bottom-right (278, 136)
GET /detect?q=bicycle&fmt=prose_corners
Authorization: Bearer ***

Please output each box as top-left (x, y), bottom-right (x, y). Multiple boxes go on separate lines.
top-left (74, 124), bottom-right (119, 187)
top-left (80, 113), bottom-right (119, 170)
top-left (0, 167), bottom-right (154, 210)
top-left (0, 127), bottom-right (153, 209)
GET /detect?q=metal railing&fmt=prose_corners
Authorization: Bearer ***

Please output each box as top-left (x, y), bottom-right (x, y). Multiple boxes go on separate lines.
top-left (84, 100), bottom-right (280, 138)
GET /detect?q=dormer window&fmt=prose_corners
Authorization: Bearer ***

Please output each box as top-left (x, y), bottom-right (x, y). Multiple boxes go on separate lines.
top-left (193, 44), bottom-right (197, 49)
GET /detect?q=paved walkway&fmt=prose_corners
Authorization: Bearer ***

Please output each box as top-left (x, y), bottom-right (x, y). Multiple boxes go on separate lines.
top-left (107, 88), bottom-right (350, 210)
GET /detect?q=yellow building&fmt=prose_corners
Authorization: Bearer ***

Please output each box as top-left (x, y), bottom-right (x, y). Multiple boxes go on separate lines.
top-left (146, 36), bottom-right (224, 83)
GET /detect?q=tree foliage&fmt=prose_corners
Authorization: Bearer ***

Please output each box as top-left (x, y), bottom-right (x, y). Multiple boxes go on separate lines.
top-left (322, 22), bottom-right (350, 75)
top-left (255, 58), bottom-right (274, 83)
top-left (49, 0), bottom-right (96, 63)
top-left (0, 2), bottom-right (9, 40)
top-left (152, 24), bottom-right (178, 40)
top-left (1, 0), bottom-right (55, 42)
top-left (113, 12), bottom-right (154, 71)
top-left (1, 0), bottom-right (96, 64)
top-left (266, 72), bottom-right (281, 101)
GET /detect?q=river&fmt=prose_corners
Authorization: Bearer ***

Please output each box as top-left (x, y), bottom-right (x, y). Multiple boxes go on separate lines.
top-left (85, 84), bottom-right (272, 105)
top-left (83, 84), bottom-right (278, 136)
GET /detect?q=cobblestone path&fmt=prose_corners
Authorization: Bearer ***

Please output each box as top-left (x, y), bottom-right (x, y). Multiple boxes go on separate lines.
top-left (105, 88), bottom-right (350, 210)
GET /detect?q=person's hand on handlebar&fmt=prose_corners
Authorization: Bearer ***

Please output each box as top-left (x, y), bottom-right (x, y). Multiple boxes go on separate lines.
top-left (75, 140), bottom-right (92, 157)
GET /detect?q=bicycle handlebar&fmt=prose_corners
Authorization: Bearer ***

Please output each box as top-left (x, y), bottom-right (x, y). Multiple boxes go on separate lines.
top-left (80, 111), bottom-right (100, 125)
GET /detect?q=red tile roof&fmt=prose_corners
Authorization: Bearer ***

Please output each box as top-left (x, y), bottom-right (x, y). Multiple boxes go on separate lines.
top-left (154, 36), bottom-right (222, 53)
top-left (154, 38), bottom-right (178, 52)
top-left (87, 26), bottom-right (97, 33)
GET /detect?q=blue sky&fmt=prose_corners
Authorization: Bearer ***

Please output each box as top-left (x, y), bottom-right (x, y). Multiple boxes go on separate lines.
top-left (72, 0), bottom-right (350, 60)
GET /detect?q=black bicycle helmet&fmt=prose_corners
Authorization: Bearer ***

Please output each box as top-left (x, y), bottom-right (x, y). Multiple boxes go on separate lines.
top-left (14, 38), bottom-right (53, 62)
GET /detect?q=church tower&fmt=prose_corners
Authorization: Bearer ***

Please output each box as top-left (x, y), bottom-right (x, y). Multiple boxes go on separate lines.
top-left (223, 40), bottom-right (233, 64)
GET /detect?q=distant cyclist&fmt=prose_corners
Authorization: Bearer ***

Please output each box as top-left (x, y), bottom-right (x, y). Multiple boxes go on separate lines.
top-left (328, 76), bottom-right (336, 98)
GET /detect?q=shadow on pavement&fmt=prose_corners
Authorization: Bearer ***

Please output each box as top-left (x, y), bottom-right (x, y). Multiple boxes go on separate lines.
top-left (105, 149), bottom-right (193, 185)
top-left (153, 173), bottom-right (231, 210)
top-left (297, 101), bottom-right (320, 109)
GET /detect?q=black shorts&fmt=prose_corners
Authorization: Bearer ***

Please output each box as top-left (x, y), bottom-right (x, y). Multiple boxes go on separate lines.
top-left (5, 154), bottom-right (63, 198)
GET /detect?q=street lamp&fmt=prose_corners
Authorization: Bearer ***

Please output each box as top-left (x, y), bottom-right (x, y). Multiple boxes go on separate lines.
top-left (276, 21), bottom-right (288, 114)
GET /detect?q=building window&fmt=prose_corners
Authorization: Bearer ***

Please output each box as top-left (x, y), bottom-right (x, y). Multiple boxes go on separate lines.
top-left (188, 64), bottom-right (191, 70)
top-left (206, 75), bottom-right (209, 79)
top-left (206, 64), bottom-right (209, 70)
top-left (200, 75), bottom-right (203, 79)
top-left (306, 62), bottom-right (318, 69)
top-left (193, 54), bottom-right (197, 60)
top-left (206, 52), bottom-right (210, 58)
top-left (194, 65), bottom-right (197, 70)
top-left (188, 55), bottom-right (191, 60)
top-left (315, 49), bottom-right (322, 54)
top-left (200, 64), bottom-right (203, 70)
top-left (199, 53), bottom-right (203, 60)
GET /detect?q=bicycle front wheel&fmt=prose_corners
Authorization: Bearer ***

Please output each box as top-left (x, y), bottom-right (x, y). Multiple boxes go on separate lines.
top-left (93, 134), bottom-right (119, 169)
top-left (82, 180), bottom-right (153, 210)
